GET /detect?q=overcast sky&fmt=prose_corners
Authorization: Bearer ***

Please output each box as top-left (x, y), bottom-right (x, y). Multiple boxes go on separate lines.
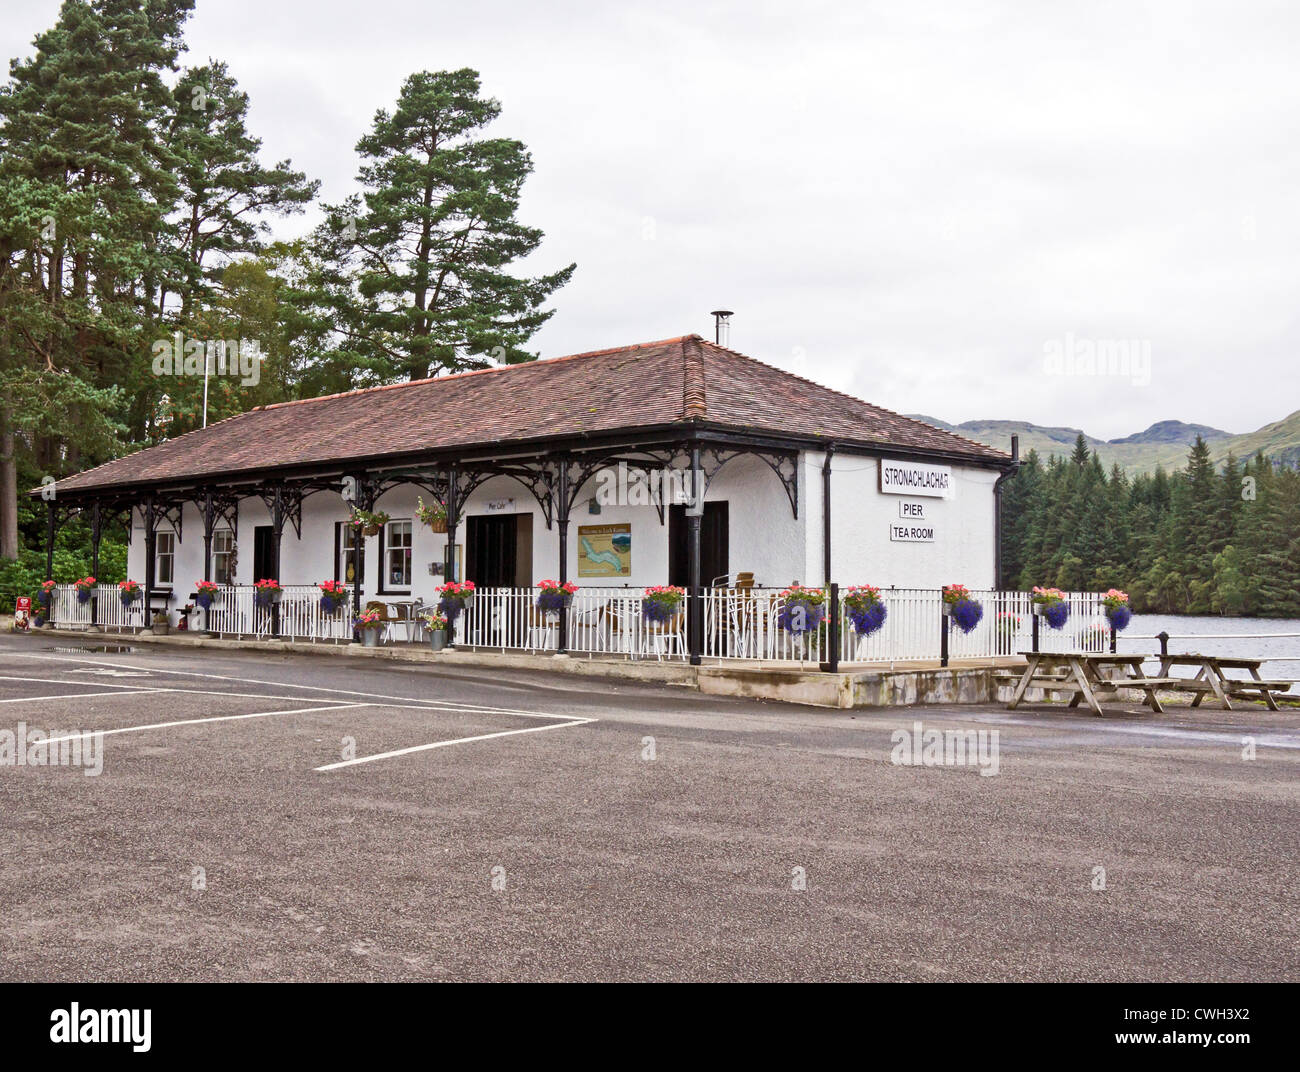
top-left (6, 0), bottom-right (1298, 438)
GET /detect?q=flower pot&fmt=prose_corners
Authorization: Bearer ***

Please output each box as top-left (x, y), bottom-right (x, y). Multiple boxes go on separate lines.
top-left (428, 517), bottom-right (448, 533)
top-left (361, 628), bottom-right (381, 648)
top-left (195, 592), bottom-right (215, 610)
top-left (153, 623), bottom-right (169, 636)
top-left (1104, 605), bottom-right (1132, 632)
top-left (428, 629), bottom-right (447, 651)
top-left (363, 523), bottom-right (381, 537)
top-left (1042, 601), bottom-right (1070, 630)
top-left (948, 598), bottom-right (984, 634)
top-left (848, 602), bottom-right (887, 636)
top-left (76, 590), bottom-right (92, 604)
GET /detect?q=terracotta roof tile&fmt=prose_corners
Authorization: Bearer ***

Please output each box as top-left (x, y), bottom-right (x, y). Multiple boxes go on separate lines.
top-left (48, 335), bottom-right (1008, 494)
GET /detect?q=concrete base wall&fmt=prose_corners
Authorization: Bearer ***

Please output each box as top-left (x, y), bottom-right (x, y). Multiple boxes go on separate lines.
top-left (30, 627), bottom-right (1070, 709)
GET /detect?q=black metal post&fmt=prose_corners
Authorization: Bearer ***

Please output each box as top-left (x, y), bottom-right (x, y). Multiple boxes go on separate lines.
top-left (556, 458), bottom-right (570, 655)
top-left (143, 499), bottom-right (156, 632)
top-left (1110, 625), bottom-right (1117, 654)
top-left (443, 468), bottom-right (458, 647)
top-left (940, 604), bottom-right (949, 668)
top-left (44, 501), bottom-right (56, 626)
top-left (200, 491), bottom-right (215, 635)
top-left (1157, 630), bottom-right (1169, 658)
top-left (688, 445), bottom-right (703, 666)
top-left (824, 582), bottom-right (840, 673)
top-left (88, 503), bottom-right (102, 632)
top-left (1031, 611), bottom-right (1040, 654)
top-left (822, 445), bottom-right (834, 584)
top-left (270, 486), bottom-right (284, 637)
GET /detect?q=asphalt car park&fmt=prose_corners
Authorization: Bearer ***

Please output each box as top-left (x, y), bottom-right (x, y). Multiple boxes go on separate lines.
top-left (1, 635), bottom-right (1297, 982)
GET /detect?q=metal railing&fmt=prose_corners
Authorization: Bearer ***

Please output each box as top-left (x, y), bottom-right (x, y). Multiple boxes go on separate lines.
top-left (39, 583), bottom-right (1123, 667)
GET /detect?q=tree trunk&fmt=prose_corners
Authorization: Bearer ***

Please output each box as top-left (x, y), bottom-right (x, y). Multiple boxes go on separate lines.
top-left (0, 409), bottom-right (18, 561)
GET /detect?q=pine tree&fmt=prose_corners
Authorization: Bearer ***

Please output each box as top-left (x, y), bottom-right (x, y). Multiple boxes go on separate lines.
top-left (311, 68), bottom-right (575, 381)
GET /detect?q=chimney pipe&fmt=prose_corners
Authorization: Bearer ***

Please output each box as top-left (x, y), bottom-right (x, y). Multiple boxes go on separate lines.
top-left (709, 310), bottom-right (733, 347)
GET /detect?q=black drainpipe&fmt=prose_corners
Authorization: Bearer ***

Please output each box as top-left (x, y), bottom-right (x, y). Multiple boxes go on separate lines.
top-left (992, 434), bottom-right (1020, 589)
top-left (822, 443), bottom-right (835, 584)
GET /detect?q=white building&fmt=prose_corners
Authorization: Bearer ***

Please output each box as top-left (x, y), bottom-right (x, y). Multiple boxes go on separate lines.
top-left (41, 334), bottom-right (1015, 661)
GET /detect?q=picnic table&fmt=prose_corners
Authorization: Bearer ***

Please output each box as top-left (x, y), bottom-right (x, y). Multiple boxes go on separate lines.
top-left (1002, 652), bottom-right (1185, 716)
top-left (1155, 654), bottom-right (1294, 712)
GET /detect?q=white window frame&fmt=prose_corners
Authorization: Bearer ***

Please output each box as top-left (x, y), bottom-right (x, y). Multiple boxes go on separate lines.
top-left (383, 519), bottom-right (412, 591)
top-left (211, 529), bottom-right (234, 585)
top-left (155, 530), bottom-right (176, 585)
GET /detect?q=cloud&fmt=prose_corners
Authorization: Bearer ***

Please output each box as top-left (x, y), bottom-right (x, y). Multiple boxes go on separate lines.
top-left (6, 0), bottom-right (1296, 438)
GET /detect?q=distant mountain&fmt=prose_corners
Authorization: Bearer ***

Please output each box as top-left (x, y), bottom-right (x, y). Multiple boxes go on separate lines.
top-left (1108, 420), bottom-right (1231, 445)
top-left (905, 410), bottom-right (1300, 474)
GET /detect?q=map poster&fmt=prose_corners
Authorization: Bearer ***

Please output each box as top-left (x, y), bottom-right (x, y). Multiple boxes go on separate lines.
top-left (578, 523), bottom-right (631, 577)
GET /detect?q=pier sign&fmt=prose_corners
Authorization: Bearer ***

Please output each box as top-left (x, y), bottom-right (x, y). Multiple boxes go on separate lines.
top-left (879, 459), bottom-right (952, 498)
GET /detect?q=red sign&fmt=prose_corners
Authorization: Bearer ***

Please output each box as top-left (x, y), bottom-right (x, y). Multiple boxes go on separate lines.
top-left (16, 597), bottom-right (31, 612)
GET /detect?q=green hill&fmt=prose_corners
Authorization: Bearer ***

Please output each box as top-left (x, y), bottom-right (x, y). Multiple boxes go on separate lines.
top-left (906, 411), bottom-right (1300, 474)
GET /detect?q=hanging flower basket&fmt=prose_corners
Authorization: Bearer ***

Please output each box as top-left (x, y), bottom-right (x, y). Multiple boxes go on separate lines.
top-left (1031, 586), bottom-right (1070, 630)
top-left (536, 579), bottom-right (577, 615)
top-left (778, 585), bottom-right (827, 635)
top-left (254, 579), bottom-right (283, 607)
top-left (349, 507), bottom-right (390, 538)
top-left (844, 585), bottom-right (887, 636)
top-left (416, 496), bottom-right (448, 533)
top-left (194, 580), bottom-right (219, 610)
top-left (942, 584), bottom-right (984, 634)
top-left (318, 580), bottom-right (348, 615)
top-left (38, 580), bottom-right (54, 606)
top-left (642, 585), bottom-right (686, 623)
top-left (1102, 589), bottom-right (1132, 632)
top-left (118, 580), bottom-right (142, 607)
top-left (73, 576), bottom-right (96, 603)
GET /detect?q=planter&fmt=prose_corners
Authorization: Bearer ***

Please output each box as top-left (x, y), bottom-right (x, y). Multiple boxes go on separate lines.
top-left (361, 628), bottom-right (381, 648)
top-left (254, 590), bottom-right (282, 607)
top-left (1104, 605), bottom-right (1132, 631)
top-left (427, 517), bottom-right (448, 533)
top-left (779, 600), bottom-right (826, 635)
top-left (1041, 601), bottom-right (1070, 630)
top-left (946, 598), bottom-right (984, 634)
top-left (320, 593), bottom-right (346, 615)
top-left (120, 594), bottom-right (137, 608)
top-left (428, 629), bottom-right (447, 651)
top-left (536, 591), bottom-right (571, 614)
top-left (195, 592), bottom-right (216, 611)
top-left (153, 623), bottom-right (169, 636)
top-left (76, 589), bottom-right (92, 604)
top-left (363, 523), bottom-right (381, 537)
top-left (848, 602), bottom-right (887, 636)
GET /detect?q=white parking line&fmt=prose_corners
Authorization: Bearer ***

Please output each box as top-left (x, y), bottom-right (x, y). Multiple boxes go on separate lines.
top-left (14, 653), bottom-right (555, 717)
top-left (0, 689), bottom-right (161, 705)
top-left (40, 703), bottom-right (369, 746)
top-left (314, 716), bottom-right (595, 772)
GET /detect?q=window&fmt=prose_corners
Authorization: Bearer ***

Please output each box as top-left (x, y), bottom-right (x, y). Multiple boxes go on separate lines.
top-left (382, 520), bottom-right (412, 591)
top-left (211, 529), bottom-right (234, 585)
top-left (155, 531), bottom-right (175, 585)
top-left (335, 521), bottom-right (365, 584)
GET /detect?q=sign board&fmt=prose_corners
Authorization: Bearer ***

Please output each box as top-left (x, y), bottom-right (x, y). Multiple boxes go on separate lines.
top-left (14, 595), bottom-right (30, 629)
top-left (16, 597), bottom-right (31, 612)
top-left (578, 523), bottom-right (631, 577)
top-left (889, 522), bottom-right (935, 543)
top-left (879, 459), bottom-right (952, 498)
top-left (898, 500), bottom-right (927, 520)
top-left (485, 498), bottom-right (515, 513)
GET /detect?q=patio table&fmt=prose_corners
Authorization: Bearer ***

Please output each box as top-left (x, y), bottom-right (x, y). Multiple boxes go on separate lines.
top-left (1005, 651), bottom-right (1182, 716)
top-left (1155, 654), bottom-right (1293, 712)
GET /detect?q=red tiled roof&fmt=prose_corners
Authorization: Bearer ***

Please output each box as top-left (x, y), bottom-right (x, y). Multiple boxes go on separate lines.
top-left (48, 335), bottom-right (1008, 494)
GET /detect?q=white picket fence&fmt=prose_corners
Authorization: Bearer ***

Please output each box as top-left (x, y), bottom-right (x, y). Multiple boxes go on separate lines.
top-left (41, 583), bottom-right (1113, 665)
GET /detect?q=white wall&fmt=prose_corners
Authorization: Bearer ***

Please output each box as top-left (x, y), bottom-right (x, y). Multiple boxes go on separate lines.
top-left (805, 451), bottom-right (999, 590)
